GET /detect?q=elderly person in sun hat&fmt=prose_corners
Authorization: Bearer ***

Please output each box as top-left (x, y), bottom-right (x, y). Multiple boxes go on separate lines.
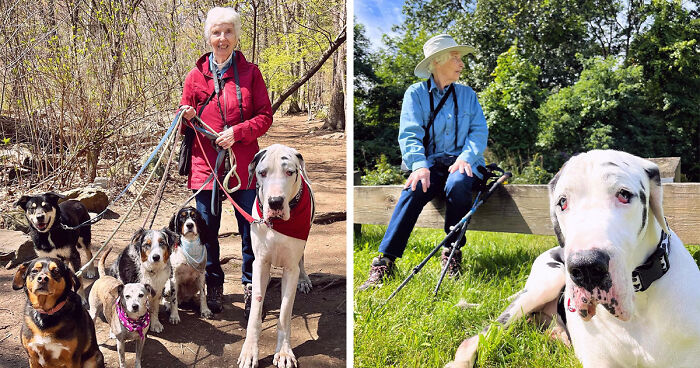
top-left (179, 6), bottom-right (273, 316)
top-left (359, 34), bottom-right (489, 290)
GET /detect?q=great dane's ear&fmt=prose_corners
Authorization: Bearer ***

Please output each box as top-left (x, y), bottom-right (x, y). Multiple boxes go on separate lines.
top-left (640, 158), bottom-right (669, 233)
top-left (549, 166), bottom-right (566, 248)
top-left (117, 284), bottom-right (125, 297)
top-left (15, 195), bottom-right (31, 210)
top-left (294, 150), bottom-right (311, 183)
top-left (248, 149), bottom-right (267, 188)
top-left (12, 261), bottom-right (31, 290)
top-left (44, 192), bottom-right (65, 206)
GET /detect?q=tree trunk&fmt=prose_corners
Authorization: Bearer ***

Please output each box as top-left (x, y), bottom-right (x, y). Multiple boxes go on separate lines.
top-left (271, 26), bottom-right (346, 114)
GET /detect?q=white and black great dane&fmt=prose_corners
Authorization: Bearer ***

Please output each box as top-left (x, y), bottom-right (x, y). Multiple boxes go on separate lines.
top-left (447, 150), bottom-right (700, 368)
top-left (238, 144), bottom-right (315, 368)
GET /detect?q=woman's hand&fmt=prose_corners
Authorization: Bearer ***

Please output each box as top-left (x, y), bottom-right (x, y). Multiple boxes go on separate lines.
top-left (215, 127), bottom-right (235, 149)
top-left (405, 167), bottom-right (431, 192)
top-left (182, 105), bottom-right (196, 120)
top-left (448, 159), bottom-right (473, 176)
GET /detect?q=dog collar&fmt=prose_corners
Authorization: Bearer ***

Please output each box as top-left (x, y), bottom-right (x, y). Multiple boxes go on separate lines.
top-left (116, 297), bottom-right (150, 340)
top-left (36, 299), bottom-right (66, 315)
top-left (632, 230), bottom-right (671, 292)
top-left (288, 184), bottom-right (304, 210)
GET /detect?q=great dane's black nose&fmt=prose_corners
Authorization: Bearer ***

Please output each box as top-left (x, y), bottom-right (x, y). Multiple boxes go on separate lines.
top-left (567, 249), bottom-right (612, 291)
top-left (268, 196), bottom-right (284, 210)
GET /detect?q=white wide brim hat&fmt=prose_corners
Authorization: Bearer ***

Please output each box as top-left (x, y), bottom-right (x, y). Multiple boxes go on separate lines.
top-left (414, 34), bottom-right (476, 79)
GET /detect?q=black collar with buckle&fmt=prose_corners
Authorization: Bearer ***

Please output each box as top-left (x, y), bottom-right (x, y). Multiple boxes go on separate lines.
top-left (288, 182), bottom-right (304, 210)
top-left (632, 230), bottom-right (671, 292)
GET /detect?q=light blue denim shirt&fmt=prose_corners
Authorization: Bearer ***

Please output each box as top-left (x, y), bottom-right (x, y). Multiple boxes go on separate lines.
top-left (399, 76), bottom-right (488, 177)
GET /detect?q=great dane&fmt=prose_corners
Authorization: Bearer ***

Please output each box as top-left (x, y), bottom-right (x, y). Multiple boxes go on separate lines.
top-left (238, 144), bottom-right (315, 368)
top-left (447, 150), bottom-right (700, 368)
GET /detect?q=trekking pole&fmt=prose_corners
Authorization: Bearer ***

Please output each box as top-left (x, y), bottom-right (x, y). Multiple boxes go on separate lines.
top-left (433, 171), bottom-right (511, 296)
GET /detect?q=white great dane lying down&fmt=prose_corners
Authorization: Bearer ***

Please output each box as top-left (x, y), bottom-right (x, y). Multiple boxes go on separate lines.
top-left (238, 144), bottom-right (315, 368)
top-left (447, 150), bottom-right (700, 368)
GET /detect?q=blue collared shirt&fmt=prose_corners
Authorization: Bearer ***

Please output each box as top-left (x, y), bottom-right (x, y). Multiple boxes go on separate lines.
top-left (399, 76), bottom-right (488, 177)
top-left (209, 51), bottom-right (234, 77)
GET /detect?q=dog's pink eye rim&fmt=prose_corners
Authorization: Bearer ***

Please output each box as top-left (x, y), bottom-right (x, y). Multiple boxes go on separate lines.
top-left (616, 190), bottom-right (631, 204)
top-left (259, 170), bottom-right (267, 178)
top-left (557, 196), bottom-right (568, 211)
top-left (286, 170), bottom-right (295, 176)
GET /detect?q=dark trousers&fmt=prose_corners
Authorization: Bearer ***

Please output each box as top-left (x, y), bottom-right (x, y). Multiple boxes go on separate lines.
top-left (195, 189), bottom-right (256, 286)
top-left (378, 164), bottom-right (477, 259)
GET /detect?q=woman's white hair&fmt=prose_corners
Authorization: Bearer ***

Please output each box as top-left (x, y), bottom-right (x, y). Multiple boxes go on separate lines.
top-left (427, 52), bottom-right (453, 73)
top-left (204, 7), bottom-right (242, 40)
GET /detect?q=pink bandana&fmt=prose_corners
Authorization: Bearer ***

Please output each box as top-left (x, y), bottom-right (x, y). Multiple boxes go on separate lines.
top-left (116, 297), bottom-right (150, 340)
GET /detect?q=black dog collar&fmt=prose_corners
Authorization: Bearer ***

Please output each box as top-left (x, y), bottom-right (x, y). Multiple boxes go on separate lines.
top-left (632, 230), bottom-right (671, 292)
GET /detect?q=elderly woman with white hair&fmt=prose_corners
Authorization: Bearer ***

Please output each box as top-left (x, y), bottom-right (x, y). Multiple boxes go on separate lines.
top-left (359, 34), bottom-right (489, 290)
top-left (179, 7), bottom-right (272, 316)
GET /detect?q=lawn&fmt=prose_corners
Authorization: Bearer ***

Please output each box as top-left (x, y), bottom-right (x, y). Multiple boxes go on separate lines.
top-left (354, 225), bottom-right (700, 367)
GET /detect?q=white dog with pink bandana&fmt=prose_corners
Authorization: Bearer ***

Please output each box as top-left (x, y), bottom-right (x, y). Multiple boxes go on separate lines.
top-left (447, 150), bottom-right (700, 368)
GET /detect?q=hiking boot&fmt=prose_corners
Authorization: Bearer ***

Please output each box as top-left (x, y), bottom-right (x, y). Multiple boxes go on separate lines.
top-left (243, 283), bottom-right (252, 320)
top-left (441, 247), bottom-right (462, 277)
top-left (206, 284), bottom-right (224, 314)
top-left (358, 256), bottom-right (395, 291)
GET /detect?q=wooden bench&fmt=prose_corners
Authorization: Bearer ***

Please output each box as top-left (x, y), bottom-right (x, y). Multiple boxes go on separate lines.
top-left (354, 173), bottom-right (700, 245)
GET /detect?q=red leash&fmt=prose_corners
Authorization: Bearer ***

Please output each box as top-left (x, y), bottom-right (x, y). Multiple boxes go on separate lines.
top-left (188, 119), bottom-right (257, 224)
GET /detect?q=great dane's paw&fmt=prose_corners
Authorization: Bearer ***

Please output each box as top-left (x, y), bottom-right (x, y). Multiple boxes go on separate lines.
top-left (150, 319), bottom-right (164, 333)
top-left (237, 341), bottom-right (259, 368)
top-left (273, 345), bottom-right (297, 368)
top-left (297, 278), bottom-right (312, 294)
top-left (169, 313), bottom-right (181, 325)
top-left (201, 308), bottom-right (214, 319)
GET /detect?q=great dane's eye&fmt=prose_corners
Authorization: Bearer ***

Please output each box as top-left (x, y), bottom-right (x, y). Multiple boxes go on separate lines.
top-left (286, 170), bottom-right (295, 176)
top-left (617, 189), bottom-right (632, 204)
top-left (259, 170), bottom-right (267, 178)
top-left (557, 196), bottom-right (568, 211)
top-left (125, 295), bottom-right (131, 299)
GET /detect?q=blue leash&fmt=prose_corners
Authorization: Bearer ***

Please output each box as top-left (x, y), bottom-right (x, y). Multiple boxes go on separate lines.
top-left (62, 111), bottom-right (182, 230)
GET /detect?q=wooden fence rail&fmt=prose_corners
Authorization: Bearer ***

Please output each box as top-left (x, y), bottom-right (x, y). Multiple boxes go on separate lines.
top-left (354, 184), bottom-right (700, 245)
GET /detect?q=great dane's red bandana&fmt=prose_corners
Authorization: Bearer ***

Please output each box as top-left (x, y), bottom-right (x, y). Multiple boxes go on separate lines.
top-left (255, 178), bottom-right (313, 241)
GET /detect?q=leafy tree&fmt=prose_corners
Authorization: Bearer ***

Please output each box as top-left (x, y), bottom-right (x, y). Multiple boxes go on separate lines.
top-left (628, 0), bottom-right (700, 180)
top-left (480, 44), bottom-right (544, 162)
top-left (536, 56), bottom-right (664, 171)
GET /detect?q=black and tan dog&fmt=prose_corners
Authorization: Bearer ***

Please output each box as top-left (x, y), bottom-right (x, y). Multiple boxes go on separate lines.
top-left (15, 192), bottom-right (97, 279)
top-left (13, 257), bottom-right (104, 368)
top-left (107, 227), bottom-right (177, 333)
top-left (163, 206), bottom-right (213, 324)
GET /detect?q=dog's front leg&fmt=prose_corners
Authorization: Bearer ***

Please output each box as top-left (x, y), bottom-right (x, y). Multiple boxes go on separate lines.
top-left (134, 336), bottom-right (146, 368)
top-left (168, 278), bottom-right (181, 324)
top-left (199, 272), bottom-right (213, 319)
top-left (238, 259), bottom-right (271, 368)
top-left (150, 294), bottom-right (164, 333)
top-left (116, 336), bottom-right (127, 368)
top-left (297, 255), bottom-right (312, 294)
top-left (274, 263), bottom-right (300, 368)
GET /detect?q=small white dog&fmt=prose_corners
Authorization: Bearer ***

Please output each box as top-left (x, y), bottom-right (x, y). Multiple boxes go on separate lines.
top-left (238, 144), bottom-right (315, 368)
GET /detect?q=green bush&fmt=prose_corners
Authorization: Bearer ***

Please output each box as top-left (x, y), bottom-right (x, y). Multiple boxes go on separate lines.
top-left (361, 154), bottom-right (405, 185)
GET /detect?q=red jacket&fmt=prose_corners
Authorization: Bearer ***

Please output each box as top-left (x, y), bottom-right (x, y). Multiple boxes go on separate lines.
top-left (180, 52), bottom-right (273, 190)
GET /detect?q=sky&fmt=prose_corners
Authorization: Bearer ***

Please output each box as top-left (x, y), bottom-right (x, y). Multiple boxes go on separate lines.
top-left (355, 0), bottom-right (406, 50)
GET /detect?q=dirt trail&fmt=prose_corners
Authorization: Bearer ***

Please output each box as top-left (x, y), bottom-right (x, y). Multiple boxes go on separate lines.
top-left (0, 115), bottom-right (346, 367)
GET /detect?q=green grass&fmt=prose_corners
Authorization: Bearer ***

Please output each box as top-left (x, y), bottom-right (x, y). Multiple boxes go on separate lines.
top-left (354, 225), bottom-right (700, 367)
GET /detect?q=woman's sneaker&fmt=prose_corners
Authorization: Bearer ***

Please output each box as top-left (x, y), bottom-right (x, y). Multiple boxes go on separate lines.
top-left (358, 256), bottom-right (395, 290)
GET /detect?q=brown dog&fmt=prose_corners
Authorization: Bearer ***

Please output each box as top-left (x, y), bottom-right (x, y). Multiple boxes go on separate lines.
top-left (89, 248), bottom-right (154, 368)
top-left (13, 257), bottom-right (104, 368)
